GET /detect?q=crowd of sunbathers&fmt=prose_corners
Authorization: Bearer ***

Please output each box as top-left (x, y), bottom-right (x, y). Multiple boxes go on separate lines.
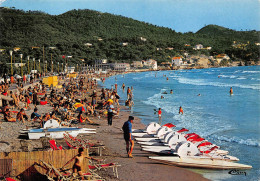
top-left (0, 73), bottom-right (122, 128)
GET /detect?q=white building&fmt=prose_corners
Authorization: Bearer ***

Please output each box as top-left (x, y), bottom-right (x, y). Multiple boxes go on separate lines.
top-left (140, 37), bottom-right (147, 41)
top-left (121, 42), bottom-right (128, 46)
top-left (66, 66), bottom-right (75, 73)
top-left (172, 57), bottom-right (183, 66)
top-left (143, 59), bottom-right (158, 70)
top-left (110, 63), bottom-right (130, 72)
top-left (194, 44), bottom-right (203, 50)
top-left (132, 61), bottom-right (143, 68)
top-left (84, 43), bottom-right (93, 47)
top-left (215, 54), bottom-right (230, 64)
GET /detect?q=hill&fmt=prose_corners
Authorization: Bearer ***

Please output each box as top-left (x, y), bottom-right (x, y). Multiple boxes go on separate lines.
top-left (0, 8), bottom-right (259, 74)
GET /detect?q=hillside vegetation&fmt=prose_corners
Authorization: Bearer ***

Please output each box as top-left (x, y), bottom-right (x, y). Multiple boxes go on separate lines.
top-left (0, 8), bottom-right (259, 74)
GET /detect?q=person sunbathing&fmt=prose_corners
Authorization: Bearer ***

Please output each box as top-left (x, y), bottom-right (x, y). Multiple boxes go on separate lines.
top-left (77, 111), bottom-right (93, 124)
top-left (31, 108), bottom-right (43, 123)
top-left (4, 109), bottom-right (16, 122)
top-left (17, 108), bottom-right (29, 123)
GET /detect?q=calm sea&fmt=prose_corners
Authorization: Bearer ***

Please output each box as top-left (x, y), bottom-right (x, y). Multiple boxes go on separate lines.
top-left (101, 66), bottom-right (260, 181)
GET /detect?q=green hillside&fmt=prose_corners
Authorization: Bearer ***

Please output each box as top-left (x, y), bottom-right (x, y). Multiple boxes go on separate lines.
top-left (0, 8), bottom-right (259, 74)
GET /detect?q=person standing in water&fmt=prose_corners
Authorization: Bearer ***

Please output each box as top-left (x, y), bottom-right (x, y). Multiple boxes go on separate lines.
top-left (230, 87), bottom-right (233, 95)
top-left (115, 83), bottom-right (118, 92)
top-left (122, 83), bottom-right (125, 91)
top-left (179, 106), bottom-right (183, 115)
top-left (158, 108), bottom-right (162, 124)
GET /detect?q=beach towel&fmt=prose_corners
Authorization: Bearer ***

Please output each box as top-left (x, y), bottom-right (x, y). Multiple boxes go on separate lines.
top-left (40, 101), bottom-right (48, 105)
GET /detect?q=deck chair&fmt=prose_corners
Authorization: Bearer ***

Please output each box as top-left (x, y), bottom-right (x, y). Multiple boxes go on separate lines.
top-left (63, 136), bottom-right (79, 149)
top-left (88, 162), bottom-right (121, 178)
top-left (63, 133), bottom-right (85, 148)
top-left (64, 132), bottom-right (92, 148)
top-left (49, 140), bottom-right (63, 150)
top-left (38, 160), bottom-right (102, 181)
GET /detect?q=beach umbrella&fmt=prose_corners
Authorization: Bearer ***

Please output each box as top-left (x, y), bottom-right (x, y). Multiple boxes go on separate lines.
top-left (73, 103), bottom-right (84, 108)
top-left (107, 99), bottom-right (113, 103)
top-left (76, 106), bottom-right (86, 112)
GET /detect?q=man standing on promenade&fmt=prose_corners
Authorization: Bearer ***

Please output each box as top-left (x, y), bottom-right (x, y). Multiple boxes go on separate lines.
top-left (122, 116), bottom-right (134, 158)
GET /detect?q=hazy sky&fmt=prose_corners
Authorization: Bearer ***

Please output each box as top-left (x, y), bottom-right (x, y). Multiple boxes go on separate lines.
top-left (1, 0), bottom-right (259, 32)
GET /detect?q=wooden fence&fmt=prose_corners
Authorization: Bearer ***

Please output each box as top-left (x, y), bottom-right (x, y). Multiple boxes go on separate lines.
top-left (0, 149), bottom-right (88, 181)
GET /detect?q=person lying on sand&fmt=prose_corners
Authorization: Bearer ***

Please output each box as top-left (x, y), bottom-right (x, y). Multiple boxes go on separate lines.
top-left (3, 109), bottom-right (16, 122)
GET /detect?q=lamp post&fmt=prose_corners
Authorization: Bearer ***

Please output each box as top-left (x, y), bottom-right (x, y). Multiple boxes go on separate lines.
top-left (9, 50), bottom-right (13, 76)
top-left (52, 61), bottom-right (53, 73)
top-left (38, 59), bottom-right (41, 74)
top-left (33, 58), bottom-right (35, 73)
top-left (45, 61), bottom-right (47, 75)
top-left (9, 50), bottom-right (14, 83)
top-left (27, 56), bottom-right (30, 74)
top-left (61, 63), bottom-right (63, 72)
top-left (57, 62), bottom-right (59, 73)
top-left (20, 54), bottom-right (23, 76)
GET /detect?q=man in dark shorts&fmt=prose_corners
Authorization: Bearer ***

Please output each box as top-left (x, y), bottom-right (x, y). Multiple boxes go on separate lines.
top-left (62, 147), bottom-right (99, 179)
top-left (122, 116), bottom-right (134, 158)
top-left (31, 108), bottom-right (42, 122)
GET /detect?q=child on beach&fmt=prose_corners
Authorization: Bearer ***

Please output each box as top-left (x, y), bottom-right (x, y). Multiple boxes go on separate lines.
top-left (61, 147), bottom-right (100, 179)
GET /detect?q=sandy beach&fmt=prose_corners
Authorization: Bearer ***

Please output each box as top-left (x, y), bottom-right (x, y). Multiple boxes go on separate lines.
top-left (0, 73), bottom-right (209, 181)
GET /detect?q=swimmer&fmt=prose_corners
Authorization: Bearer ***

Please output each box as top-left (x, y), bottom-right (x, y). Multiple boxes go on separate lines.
top-left (198, 94), bottom-right (201, 96)
top-left (161, 96), bottom-right (164, 99)
top-left (170, 90), bottom-right (173, 94)
top-left (166, 77), bottom-right (169, 80)
top-left (230, 87), bottom-right (233, 95)
top-left (179, 106), bottom-right (183, 115)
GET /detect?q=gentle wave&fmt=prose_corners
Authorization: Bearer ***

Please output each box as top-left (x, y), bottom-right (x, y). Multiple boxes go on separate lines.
top-left (242, 71), bottom-right (260, 74)
top-left (237, 77), bottom-right (247, 80)
top-left (133, 77), bottom-right (143, 80)
top-left (177, 77), bottom-right (260, 90)
top-left (210, 135), bottom-right (260, 147)
top-left (218, 75), bottom-right (237, 79)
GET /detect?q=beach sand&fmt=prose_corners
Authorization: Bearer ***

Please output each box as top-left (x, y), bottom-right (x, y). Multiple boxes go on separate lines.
top-left (0, 77), bottom-right (208, 181)
top-left (84, 106), bottom-right (208, 181)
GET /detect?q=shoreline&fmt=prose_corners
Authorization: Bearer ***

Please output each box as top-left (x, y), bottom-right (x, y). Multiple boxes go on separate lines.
top-left (91, 79), bottom-right (209, 180)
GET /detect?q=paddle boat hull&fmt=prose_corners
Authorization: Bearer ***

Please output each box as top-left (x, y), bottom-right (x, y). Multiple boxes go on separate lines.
top-left (27, 127), bottom-right (96, 139)
top-left (149, 156), bottom-right (252, 170)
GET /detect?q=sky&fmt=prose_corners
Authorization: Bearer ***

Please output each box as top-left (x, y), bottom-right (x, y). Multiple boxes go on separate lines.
top-left (1, 0), bottom-right (259, 33)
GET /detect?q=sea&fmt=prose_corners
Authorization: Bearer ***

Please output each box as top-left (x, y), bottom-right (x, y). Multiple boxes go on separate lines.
top-left (101, 65), bottom-right (260, 181)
